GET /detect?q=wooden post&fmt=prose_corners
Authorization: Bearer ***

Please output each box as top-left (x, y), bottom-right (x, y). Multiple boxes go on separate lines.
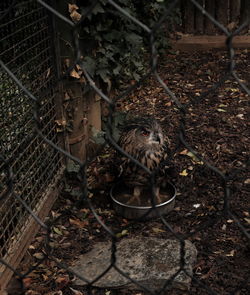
top-left (240, 0), bottom-right (250, 32)
top-left (87, 92), bottom-right (101, 132)
top-left (183, 0), bottom-right (195, 33)
top-left (216, 0), bottom-right (229, 30)
top-left (50, 2), bottom-right (70, 160)
top-left (55, 0), bottom-right (89, 162)
top-left (85, 87), bottom-right (102, 159)
top-left (64, 81), bottom-right (88, 162)
top-left (230, 0), bottom-right (240, 23)
top-left (205, 0), bottom-right (216, 35)
top-left (195, 0), bottom-right (205, 34)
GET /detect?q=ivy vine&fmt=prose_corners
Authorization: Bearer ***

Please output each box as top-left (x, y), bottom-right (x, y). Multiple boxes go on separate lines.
top-left (75, 0), bottom-right (180, 89)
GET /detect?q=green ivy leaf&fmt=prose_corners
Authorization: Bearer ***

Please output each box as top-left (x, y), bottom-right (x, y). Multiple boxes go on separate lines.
top-left (82, 57), bottom-right (96, 77)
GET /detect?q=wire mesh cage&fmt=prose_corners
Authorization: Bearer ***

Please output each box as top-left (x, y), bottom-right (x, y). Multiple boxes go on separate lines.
top-left (0, 0), bottom-right (64, 261)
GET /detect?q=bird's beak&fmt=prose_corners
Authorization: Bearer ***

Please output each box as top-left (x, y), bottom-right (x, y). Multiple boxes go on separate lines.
top-left (154, 135), bottom-right (161, 143)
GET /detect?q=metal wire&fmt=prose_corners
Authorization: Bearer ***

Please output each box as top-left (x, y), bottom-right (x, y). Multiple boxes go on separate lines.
top-left (0, 0), bottom-right (249, 294)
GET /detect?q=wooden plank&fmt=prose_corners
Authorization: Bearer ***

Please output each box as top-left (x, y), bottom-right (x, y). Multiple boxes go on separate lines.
top-left (172, 35), bottom-right (250, 51)
top-left (0, 167), bottom-right (64, 293)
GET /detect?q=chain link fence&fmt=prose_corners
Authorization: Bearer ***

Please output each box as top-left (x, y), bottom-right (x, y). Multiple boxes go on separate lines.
top-left (0, 0), bottom-right (250, 294)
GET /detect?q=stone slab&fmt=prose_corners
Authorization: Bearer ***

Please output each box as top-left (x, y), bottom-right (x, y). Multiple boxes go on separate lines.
top-left (71, 237), bottom-right (197, 292)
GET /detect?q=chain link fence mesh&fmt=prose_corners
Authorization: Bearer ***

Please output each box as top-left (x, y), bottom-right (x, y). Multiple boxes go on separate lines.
top-left (0, 0), bottom-right (249, 294)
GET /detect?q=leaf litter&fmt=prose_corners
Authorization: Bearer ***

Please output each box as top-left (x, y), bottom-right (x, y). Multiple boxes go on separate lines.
top-left (16, 49), bottom-right (249, 295)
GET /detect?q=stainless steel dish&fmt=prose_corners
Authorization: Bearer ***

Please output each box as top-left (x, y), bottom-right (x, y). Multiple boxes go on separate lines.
top-left (110, 182), bottom-right (176, 220)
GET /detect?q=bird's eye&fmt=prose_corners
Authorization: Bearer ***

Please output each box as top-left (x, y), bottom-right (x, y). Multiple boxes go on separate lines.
top-left (141, 130), bottom-right (150, 136)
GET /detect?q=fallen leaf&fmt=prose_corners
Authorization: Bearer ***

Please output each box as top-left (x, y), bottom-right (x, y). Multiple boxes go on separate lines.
top-left (180, 150), bottom-right (203, 164)
top-left (55, 275), bottom-right (70, 288)
top-left (226, 250), bottom-right (235, 257)
top-left (69, 287), bottom-right (85, 295)
top-left (116, 229), bottom-right (128, 238)
top-left (33, 252), bottom-right (44, 260)
top-left (179, 149), bottom-right (188, 155)
top-left (186, 151), bottom-right (203, 164)
top-left (23, 277), bottom-right (33, 288)
top-left (165, 101), bottom-right (172, 106)
top-left (70, 68), bottom-right (81, 79)
top-left (221, 224), bottom-right (227, 231)
top-left (70, 10), bottom-right (82, 22)
top-left (152, 227), bottom-right (165, 233)
top-left (69, 218), bottom-right (89, 228)
top-left (26, 291), bottom-right (40, 295)
top-left (236, 114), bottom-right (244, 119)
top-left (42, 274), bottom-right (48, 281)
top-left (53, 227), bottom-right (63, 235)
top-left (55, 119), bottom-right (67, 127)
top-left (179, 169), bottom-right (188, 176)
top-left (61, 242), bottom-right (72, 248)
top-left (68, 3), bottom-right (79, 13)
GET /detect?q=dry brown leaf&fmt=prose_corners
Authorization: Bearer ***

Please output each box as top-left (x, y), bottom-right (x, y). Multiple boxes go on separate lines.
top-left (33, 252), bottom-right (44, 260)
top-left (68, 3), bottom-right (79, 13)
top-left (42, 274), bottom-right (49, 281)
top-left (70, 287), bottom-right (85, 295)
top-left (55, 275), bottom-right (70, 288)
top-left (23, 277), bottom-right (33, 288)
top-left (69, 218), bottom-right (89, 228)
top-left (70, 10), bottom-right (82, 22)
top-left (152, 227), bottom-right (165, 233)
top-left (179, 149), bottom-right (188, 155)
top-left (70, 68), bottom-right (81, 79)
top-left (55, 119), bottom-right (67, 127)
top-left (165, 101), bottom-right (172, 106)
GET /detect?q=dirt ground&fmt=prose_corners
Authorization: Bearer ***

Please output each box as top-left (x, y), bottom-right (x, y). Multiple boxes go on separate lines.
top-left (13, 49), bottom-right (249, 295)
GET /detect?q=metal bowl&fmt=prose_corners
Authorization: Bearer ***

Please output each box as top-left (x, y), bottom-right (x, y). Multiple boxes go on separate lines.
top-left (110, 182), bottom-right (176, 220)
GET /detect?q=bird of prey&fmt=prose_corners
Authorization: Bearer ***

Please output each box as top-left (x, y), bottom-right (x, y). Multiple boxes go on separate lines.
top-left (117, 116), bottom-right (170, 205)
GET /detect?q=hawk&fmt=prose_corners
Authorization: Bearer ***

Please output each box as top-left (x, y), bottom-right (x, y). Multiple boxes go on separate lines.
top-left (117, 116), bottom-right (171, 205)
